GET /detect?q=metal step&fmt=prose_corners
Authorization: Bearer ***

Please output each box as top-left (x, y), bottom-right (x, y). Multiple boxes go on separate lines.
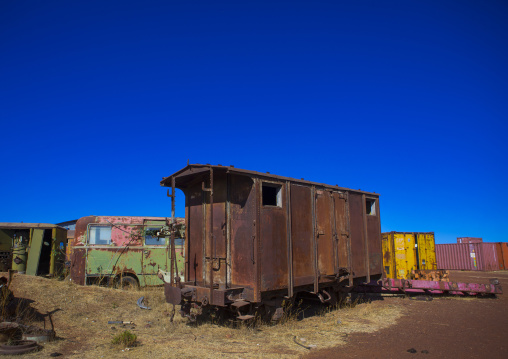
top-left (231, 300), bottom-right (250, 308)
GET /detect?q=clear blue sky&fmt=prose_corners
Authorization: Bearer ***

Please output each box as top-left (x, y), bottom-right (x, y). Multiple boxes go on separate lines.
top-left (1, 1), bottom-right (507, 243)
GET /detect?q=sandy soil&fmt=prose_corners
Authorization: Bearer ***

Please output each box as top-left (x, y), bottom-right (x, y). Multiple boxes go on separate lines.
top-left (305, 270), bottom-right (508, 359)
top-left (0, 273), bottom-right (400, 358)
top-left (1, 270), bottom-right (506, 358)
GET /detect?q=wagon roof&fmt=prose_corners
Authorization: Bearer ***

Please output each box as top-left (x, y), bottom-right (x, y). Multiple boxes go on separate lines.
top-left (161, 164), bottom-right (379, 196)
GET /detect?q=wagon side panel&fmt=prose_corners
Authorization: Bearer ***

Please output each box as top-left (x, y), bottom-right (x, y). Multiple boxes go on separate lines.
top-left (259, 181), bottom-right (288, 291)
top-left (290, 184), bottom-right (314, 287)
top-left (366, 200), bottom-right (382, 277)
top-left (316, 190), bottom-right (335, 277)
top-left (187, 183), bottom-right (205, 285)
top-left (348, 193), bottom-right (367, 278)
top-left (230, 175), bottom-right (257, 293)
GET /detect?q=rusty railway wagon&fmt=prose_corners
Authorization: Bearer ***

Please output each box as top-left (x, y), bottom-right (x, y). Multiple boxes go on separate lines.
top-left (70, 216), bottom-right (184, 288)
top-left (160, 164), bottom-right (383, 321)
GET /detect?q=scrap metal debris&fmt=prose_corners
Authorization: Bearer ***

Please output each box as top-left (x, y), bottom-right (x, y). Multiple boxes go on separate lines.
top-left (137, 296), bottom-right (151, 310)
top-left (0, 340), bottom-right (40, 355)
top-left (293, 336), bottom-right (312, 350)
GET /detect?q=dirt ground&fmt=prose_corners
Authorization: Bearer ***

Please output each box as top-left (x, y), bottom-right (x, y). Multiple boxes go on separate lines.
top-left (305, 270), bottom-right (508, 359)
top-left (1, 270), bottom-right (506, 358)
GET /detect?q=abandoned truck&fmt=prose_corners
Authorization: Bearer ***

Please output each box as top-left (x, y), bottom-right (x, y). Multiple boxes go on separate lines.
top-left (69, 216), bottom-right (184, 288)
top-left (159, 164), bottom-right (383, 321)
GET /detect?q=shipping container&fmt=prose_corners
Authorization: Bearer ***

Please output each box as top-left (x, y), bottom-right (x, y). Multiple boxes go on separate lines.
top-left (160, 164), bottom-right (383, 321)
top-left (436, 243), bottom-right (503, 271)
top-left (457, 237), bottom-right (483, 243)
top-left (382, 232), bottom-right (436, 279)
top-left (70, 216), bottom-right (185, 288)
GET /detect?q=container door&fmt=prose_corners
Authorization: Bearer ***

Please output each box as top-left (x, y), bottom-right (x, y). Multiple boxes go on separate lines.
top-left (394, 233), bottom-right (416, 279)
top-left (404, 233), bottom-right (417, 277)
top-left (26, 229), bottom-right (45, 276)
top-left (382, 233), bottom-right (395, 278)
top-left (417, 233), bottom-right (436, 270)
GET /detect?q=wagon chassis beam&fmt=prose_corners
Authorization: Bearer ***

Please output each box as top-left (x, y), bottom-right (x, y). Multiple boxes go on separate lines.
top-left (359, 278), bottom-right (503, 296)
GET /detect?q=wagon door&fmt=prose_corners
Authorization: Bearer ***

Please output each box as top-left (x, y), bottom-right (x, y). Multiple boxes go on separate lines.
top-left (204, 173), bottom-right (228, 287)
top-left (230, 175), bottom-right (256, 291)
top-left (290, 184), bottom-right (314, 287)
top-left (315, 190), bottom-right (335, 277)
top-left (332, 192), bottom-right (351, 280)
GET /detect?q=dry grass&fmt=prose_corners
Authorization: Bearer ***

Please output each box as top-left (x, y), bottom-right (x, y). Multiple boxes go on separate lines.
top-left (3, 273), bottom-right (403, 358)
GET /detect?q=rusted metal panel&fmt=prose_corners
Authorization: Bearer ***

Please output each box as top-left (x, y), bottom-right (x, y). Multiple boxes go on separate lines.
top-left (205, 172), bottom-right (227, 286)
top-left (348, 193), bottom-right (367, 278)
top-left (332, 192), bottom-right (350, 275)
top-left (187, 183), bottom-right (204, 285)
top-left (259, 180), bottom-right (288, 291)
top-left (457, 237), bottom-right (483, 243)
top-left (500, 242), bottom-right (508, 270)
top-left (366, 201), bottom-right (382, 277)
top-left (480, 243), bottom-right (501, 271)
top-left (495, 243), bottom-right (504, 270)
top-left (290, 184), bottom-right (314, 287)
top-left (230, 175), bottom-right (256, 293)
top-left (316, 190), bottom-right (335, 277)
top-left (377, 277), bottom-right (502, 295)
top-left (70, 248), bottom-right (87, 285)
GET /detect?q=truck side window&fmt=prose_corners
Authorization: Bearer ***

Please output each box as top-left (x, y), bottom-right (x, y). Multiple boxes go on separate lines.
top-left (89, 225), bottom-right (112, 245)
top-left (145, 227), bottom-right (166, 245)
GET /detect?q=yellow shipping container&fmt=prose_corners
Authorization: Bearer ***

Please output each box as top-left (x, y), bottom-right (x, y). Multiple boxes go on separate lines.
top-left (382, 232), bottom-right (437, 279)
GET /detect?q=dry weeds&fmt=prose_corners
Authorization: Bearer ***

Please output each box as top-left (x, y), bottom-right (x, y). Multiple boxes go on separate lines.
top-left (3, 273), bottom-right (403, 358)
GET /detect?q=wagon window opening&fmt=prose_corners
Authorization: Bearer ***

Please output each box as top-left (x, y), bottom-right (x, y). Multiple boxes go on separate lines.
top-left (262, 183), bottom-right (282, 207)
top-left (89, 225), bottom-right (112, 245)
top-left (366, 199), bottom-right (376, 215)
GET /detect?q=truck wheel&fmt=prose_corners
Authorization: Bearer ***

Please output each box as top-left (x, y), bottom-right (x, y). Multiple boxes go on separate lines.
top-left (118, 276), bottom-right (139, 290)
